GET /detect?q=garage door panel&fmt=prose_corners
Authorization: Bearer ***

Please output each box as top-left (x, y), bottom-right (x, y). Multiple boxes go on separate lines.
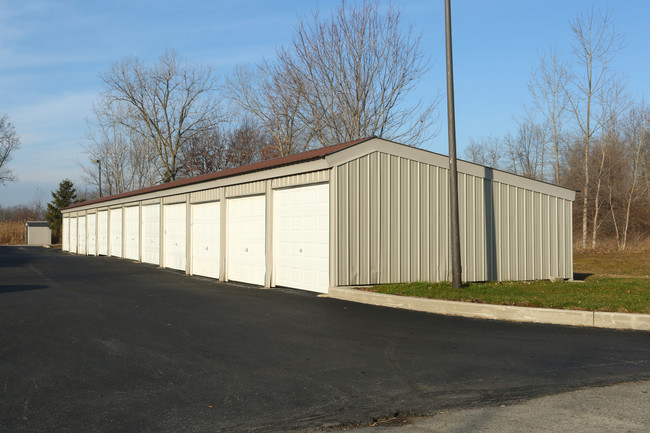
top-left (70, 217), bottom-right (77, 254)
top-left (274, 183), bottom-right (329, 293)
top-left (62, 218), bottom-right (69, 251)
top-left (191, 202), bottom-right (220, 279)
top-left (141, 204), bottom-right (160, 265)
top-left (78, 216), bottom-right (86, 255)
top-left (87, 214), bottom-right (96, 255)
top-left (227, 195), bottom-right (265, 286)
top-left (164, 203), bottom-right (186, 271)
top-left (124, 206), bottom-right (140, 261)
top-left (97, 211), bottom-right (108, 255)
top-left (110, 209), bottom-right (122, 257)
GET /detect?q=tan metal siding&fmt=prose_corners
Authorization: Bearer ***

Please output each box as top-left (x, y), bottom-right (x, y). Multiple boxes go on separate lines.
top-left (271, 170), bottom-right (329, 189)
top-left (348, 159), bottom-right (359, 285)
top-left (163, 194), bottom-right (187, 204)
top-left (389, 155), bottom-right (400, 281)
top-left (359, 155), bottom-right (370, 284)
top-left (399, 158), bottom-right (409, 280)
top-left (419, 163), bottom-right (430, 282)
top-left (225, 181), bottom-right (265, 198)
top-left (409, 161), bottom-right (420, 280)
top-left (337, 164), bottom-right (349, 286)
top-left (190, 188), bottom-right (222, 203)
top-left (336, 151), bottom-right (574, 285)
top-left (378, 153), bottom-right (391, 283)
top-left (368, 153), bottom-right (380, 284)
top-left (562, 198), bottom-right (570, 277)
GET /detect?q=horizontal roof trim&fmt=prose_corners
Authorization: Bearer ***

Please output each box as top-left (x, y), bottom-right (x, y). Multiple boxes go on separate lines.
top-left (64, 137), bottom-right (373, 210)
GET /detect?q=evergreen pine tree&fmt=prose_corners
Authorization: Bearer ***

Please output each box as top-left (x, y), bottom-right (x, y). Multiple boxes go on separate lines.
top-left (46, 179), bottom-right (77, 242)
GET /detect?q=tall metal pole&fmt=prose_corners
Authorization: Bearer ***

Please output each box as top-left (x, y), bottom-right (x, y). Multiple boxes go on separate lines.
top-left (445, 0), bottom-right (462, 288)
top-left (92, 159), bottom-right (102, 198)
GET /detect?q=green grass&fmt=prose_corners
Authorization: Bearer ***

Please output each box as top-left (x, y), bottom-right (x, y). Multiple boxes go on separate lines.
top-left (366, 251), bottom-right (650, 314)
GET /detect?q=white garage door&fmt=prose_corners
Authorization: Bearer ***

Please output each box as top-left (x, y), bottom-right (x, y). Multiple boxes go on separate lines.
top-left (87, 213), bottom-right (97, 255)
top-left (227, 195), bottom-right (265, 285)
top-left (191, 201), bottom-right (220, 279)
top-left (141, 204), bottom-right (160, 265)
top-left (274, 183), bottom-right (329, 293)
top-left (62, 217), bottom-right (69, 252)
top-left (110, 208), bottom-right (122, 257)
top-left (97, 210), bottom-right (108, 256)
top-left (124, 206), bottom-right (140, 261)
top-left (78, 216), bottom-right (87, 255)
top-left (164, 203), bottom-right (186, 271)
top-left (70, 217), bottom-right (77, 254)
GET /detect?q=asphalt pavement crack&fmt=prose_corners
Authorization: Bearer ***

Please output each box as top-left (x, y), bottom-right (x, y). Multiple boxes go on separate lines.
top-left (385, 339), bottom-right (422, 394)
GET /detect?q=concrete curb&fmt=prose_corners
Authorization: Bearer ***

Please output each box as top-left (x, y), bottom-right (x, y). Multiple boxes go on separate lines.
top-left (326, 287), bottom-right (650, 331)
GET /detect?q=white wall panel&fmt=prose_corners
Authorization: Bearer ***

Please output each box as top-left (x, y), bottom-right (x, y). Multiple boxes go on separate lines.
top-left (274, 184), bottom-right (329, 293)
top-left (163, 203), bottom-right (186, 271)
top-left (227, 195), bottom-right (265, 285)
top-left (141, 204), bottom-right (160, 265)
top-left (62, 217), bottom-right (70, 252)
top-left (70, 217), bottom-right (77, 254)
top-left (78, 216), bottom-right (87, 255)
top-left (124, 206), bottom-right (140, 261)
top-left (87, 213), bottom-right (96, 255)
top-left (110, 208), bottom-right (122, 257)
top-left (97, 210), bottom-right (108, 255)
top-left (191, 201), bottom-right (220, 279)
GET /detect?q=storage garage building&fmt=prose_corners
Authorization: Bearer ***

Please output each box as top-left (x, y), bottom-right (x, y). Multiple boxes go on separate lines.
top-left (62, 137), bottom-right (575, 293)
top-left (25, 221), bottom-right (52, 246)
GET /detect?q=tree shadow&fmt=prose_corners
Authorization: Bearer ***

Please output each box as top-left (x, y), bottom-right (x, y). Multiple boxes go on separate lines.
top-left (483, 168), bottom-right (498, 280)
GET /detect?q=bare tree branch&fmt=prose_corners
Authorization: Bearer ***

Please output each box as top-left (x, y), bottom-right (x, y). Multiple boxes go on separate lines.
top-left (98, 50), bottom-right (224, 182)
top-left (0, 114), bottom-right (21, 184)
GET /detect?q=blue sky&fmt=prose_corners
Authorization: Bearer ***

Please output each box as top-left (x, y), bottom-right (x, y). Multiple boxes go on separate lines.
top-left (1, 0), bottom-right (649, 206)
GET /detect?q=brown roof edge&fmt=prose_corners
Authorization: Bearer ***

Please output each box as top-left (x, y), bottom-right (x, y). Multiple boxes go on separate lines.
top-left (63, 136), bottom-right (375, 210)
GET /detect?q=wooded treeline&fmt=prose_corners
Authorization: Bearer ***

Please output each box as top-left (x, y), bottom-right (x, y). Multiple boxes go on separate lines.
top-left (81, 0), bottom-right (438, 195)
top-left (463, 9), bottom-right (650, 250)
top-left (80, 4), bottom-right (648, 251)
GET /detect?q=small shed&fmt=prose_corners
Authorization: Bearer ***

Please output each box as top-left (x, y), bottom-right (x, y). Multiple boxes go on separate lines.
top-left (25, 221), bottom-right (52, 246)
top-left (61, 137), bottom-right (576, 293)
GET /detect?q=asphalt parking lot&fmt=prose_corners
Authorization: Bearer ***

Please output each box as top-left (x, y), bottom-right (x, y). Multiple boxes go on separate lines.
top-left (1, 246), bottom-right (649, 432)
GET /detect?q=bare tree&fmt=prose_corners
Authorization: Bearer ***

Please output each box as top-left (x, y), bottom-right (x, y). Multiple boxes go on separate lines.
top-left (565, 8), bottom-right (624, 249)
top-left (590, 79), bottom-right (628, 248)
top-left (227, 63), bottom-right (313, 158)
top-left (178, 127), bottom-right (227, 178)
top-left (503, 117), bottom-right (547, 180)
top-left (275, 0), bottom-right (439, 147)
top-left (223, 119), bottom-right (266, 167)
top-left (178, 118), bottom-right (268, 178)
top-left (98, 50), bottom-right (224, 182)
top-left (528, 47), bottom-right (569, 184)
top-left (84, 103), bottom-right (139, 196)
top-left (619, 102), bottom-right (649, 249)
top-left (28, 187), bottom-right (45, 220)
top-left (462, 135), bottom-right (503, 168)
top-left (0, 114), bottom-right (21, 184)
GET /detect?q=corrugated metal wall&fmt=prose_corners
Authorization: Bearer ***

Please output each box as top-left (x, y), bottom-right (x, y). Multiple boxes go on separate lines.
top-left (271, 170), bottom-right (329, 189)
top-left (335, 151), bottom-right (573, 286)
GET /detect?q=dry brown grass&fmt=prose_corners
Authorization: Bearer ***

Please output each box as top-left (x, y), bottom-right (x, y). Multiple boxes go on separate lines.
top-left (573, 235), bottom-right (650, 253)
top-left (574, 249), bottom-right (650, 278)
top-left (0, 220), bottom-right (25, 245)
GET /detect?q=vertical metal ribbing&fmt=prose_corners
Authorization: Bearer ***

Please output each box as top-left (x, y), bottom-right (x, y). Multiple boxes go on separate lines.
top-left (329, 166), bottom-right (338, 289)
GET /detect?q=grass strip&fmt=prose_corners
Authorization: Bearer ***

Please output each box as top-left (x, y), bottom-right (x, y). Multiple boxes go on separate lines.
top-left (366, 278), bottom-right (650, 314)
